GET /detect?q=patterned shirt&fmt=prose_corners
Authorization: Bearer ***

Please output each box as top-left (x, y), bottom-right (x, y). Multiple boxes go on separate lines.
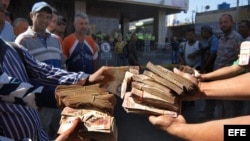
top-left (0, 38), bottom-right (88, 140)
top-left (214, 30), bottom-right (243, 70)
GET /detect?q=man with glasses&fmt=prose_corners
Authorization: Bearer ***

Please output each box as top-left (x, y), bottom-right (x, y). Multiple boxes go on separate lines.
top-left (47, 7), bottom-right (58, 33)
top-left (54, 15), bottom-right (67, 42)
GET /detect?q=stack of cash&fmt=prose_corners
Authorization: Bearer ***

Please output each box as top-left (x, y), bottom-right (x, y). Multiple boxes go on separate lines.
top-left (121, 62), bottom-right (199, 117)
top-left (55, 84), bottom-right (116, 114)
top-left (56, 66), bottom-right (140, 140)
top-left (58, 107), bottom-right (117, 141)
top-left (55, 84), bottom-right (117, 140)
top-left (105, 66), bottom-right (140, 96)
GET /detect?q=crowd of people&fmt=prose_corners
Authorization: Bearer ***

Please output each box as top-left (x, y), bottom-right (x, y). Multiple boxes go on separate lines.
top-left (1, 0), bottom-right (250, 140)
top-left (0, 1), bottom-right (113, 141)
top-left (169, 14), bottom-right (250, 121)
top-left (148, 15), bottom-right (250, 141)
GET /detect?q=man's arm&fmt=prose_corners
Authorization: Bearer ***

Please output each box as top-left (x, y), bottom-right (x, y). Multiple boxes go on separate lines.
top-left (149, 114), bottom-right (250, 141)
top-left (0, 65), bottom-right (113, 110)
top-left (149, 68), bottom-right (250, 141)
top-left (0, 72), bottom-right (56, 109)
top-left (201, 65), bottom-right (245, 81)
top-left (20, 48), bottom-right (89, 86)
top-left (200, 71), bottom-right (250, 100)
top-left (178, 51), bottom-right (185, 65)
top-left (174, 68), bottom-right (250, 100)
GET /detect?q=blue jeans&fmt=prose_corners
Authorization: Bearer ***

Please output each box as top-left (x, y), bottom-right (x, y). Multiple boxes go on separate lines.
top-left (172, 50), bottom-right (179, 64)
top-left (116, 53), bottom-right (127, 66)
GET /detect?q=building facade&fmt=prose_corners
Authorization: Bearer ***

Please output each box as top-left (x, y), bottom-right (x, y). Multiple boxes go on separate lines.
top-left (8, 0), bottom-right (188, 43)
top-left (195, 5), bottom-right (250, 35)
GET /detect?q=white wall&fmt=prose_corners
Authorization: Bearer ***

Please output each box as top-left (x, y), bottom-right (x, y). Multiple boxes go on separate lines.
top-left (105, 0), bottom-right (189, 10)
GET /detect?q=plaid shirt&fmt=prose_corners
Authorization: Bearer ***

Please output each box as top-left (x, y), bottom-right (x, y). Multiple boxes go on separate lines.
top-left (214, 31), bottom-right (243, 70)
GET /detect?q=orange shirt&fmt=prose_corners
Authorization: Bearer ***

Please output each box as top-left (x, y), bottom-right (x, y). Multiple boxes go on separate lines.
top-left (62, 34), bottom-right (98, 59)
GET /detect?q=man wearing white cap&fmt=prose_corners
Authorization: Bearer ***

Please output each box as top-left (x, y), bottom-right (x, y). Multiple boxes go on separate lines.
top-left (15, 1), bottom-right (64, 140)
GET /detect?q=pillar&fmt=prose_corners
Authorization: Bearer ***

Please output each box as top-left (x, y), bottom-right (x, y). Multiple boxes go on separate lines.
top-left (74, 0), bottom-right (86, 13)
top-left (123, 18), bottom-right (130, 35)
top-left (154, 8), bottom-right (167, 44)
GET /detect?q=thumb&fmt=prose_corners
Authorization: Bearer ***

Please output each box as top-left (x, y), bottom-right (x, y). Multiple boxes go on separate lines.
top-left (89, 74), bottom-right (104, 83)
top-left (148, 115), bottom-right (174, 129)
top-left (173, 68), bottom-right (182, 75)
top-left (64, 117), bottom-right (81, 134)
top-left (148, 115), bottom-right (158, 126)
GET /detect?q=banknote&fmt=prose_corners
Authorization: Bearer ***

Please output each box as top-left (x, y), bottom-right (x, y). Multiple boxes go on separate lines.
top-left (122, 92), bottom-right (178, 117)
top-left (58, 107), bottom-right (115, 134)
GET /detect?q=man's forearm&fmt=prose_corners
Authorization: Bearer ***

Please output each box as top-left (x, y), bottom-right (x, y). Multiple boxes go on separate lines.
top-left (202, 65), bottom-right (244, 81)
top-left (0, 72), bottom-right (68, 109)
top-left (172, 116), bottom-right (250, 141)
top-left (200, 72), bottom-right (250, 100)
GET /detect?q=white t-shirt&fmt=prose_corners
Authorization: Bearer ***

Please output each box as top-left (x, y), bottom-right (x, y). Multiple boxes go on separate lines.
top-left (183, 41), bottom-right (201, 68)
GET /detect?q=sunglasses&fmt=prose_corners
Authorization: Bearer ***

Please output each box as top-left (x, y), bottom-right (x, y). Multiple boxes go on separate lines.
top-left (57, 22), bottom-right (66, 26)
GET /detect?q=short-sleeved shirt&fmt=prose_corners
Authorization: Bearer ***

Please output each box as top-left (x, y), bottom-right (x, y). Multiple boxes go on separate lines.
top-left (179, 41), bottom-right (201, 68)
top-left (15, 27), bottom-right (63, 68)
top-left (62, 34), bottom-right (98, 74)
top-left (207, 35), bottom-right (219, 53)
top-left (213, 30), bottom-right (243, 70)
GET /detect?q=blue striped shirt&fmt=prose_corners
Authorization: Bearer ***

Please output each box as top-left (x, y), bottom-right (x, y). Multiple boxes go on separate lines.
top-left (0, 38), bottom-right (89, 140)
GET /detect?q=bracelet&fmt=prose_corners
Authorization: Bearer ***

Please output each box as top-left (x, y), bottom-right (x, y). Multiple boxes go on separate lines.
top-left (84, 76), bottom-right (91, 85)
top-left (84, 76), bottom-right (95, 86)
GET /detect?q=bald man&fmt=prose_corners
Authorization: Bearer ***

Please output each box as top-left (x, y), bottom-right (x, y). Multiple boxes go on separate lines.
top-left (12, 17), bottom-right (29, 37)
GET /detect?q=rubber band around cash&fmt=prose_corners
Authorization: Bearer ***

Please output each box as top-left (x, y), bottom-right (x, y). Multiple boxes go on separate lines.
top-left (139, 90), bottom-right (144, 101)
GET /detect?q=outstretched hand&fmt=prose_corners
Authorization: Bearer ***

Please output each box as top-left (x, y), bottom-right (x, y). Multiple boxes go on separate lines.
top-left (173, 68), bottom-right (198, 85)
top-left (149, 114), bottom-right (186, 136)
top-left (173, 68), bottom-right (202, 101)
top-left (88, 66), bottom-right (114, 87)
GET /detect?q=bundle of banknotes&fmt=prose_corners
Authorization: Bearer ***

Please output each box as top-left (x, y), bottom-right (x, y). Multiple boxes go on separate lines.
top-left (58, 107), bottom-right (117, 141)
top-left (121, 62), bottom-right (199, 117)
top-left (55, 84), bottom-right (117, 140)
top-left (56, 66), bottom-right (140, 140)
